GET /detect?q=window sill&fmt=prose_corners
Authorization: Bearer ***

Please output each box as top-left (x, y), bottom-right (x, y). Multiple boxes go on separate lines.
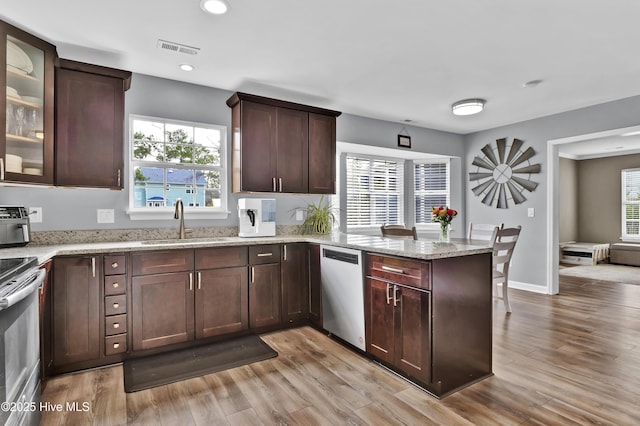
top-left (127, 208), bottom-right (230, 221)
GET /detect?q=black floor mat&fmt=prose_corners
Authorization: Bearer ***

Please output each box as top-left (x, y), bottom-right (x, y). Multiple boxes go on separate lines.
top-left (123, 334), bottom-right (278, 392)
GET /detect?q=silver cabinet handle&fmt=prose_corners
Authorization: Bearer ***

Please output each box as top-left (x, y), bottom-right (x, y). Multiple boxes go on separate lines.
top-left (113, 343), bottom-right (120, 349)
top-left (91, 257), bottom-right (96, 277)
top-left (386, 283), bottom-right (393, 305)
top-left (113, 323), bottom-right (120, 329)
top-left (272, 177), bottom-right (277, 192)
top-left (283, 245), bottom-right (287, 261)
top-left (117, 169), bottom-right (121, 187)
top-left (0, 158), bottom-right (4, 180)
top-left (111, 262), bottom-right (119, 269)
top-left (113, 302), bottom-right (119, 309)
top-left (250, 266), bottom-right (255, 283)
top-left (393, 285), bottom-right (399, 307)
top-left (278, 177), bottom-right (282, 192)
top-left (189, 272), bottom-right (193, 291)
top-left (197, 272), bottom-right (202, 290)
top-left (257, 252), bottom-right (273, 257)
top-left (381, 265), bottom-right (404, 275)
top-left (112, 282), bottom-right (119, 288)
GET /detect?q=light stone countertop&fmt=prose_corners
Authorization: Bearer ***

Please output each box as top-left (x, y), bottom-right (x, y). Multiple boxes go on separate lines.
top-left (0, 232), bottom-right (493, 265)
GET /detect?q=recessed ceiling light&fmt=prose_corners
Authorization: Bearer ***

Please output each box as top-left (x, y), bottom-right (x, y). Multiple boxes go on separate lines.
top-left (200, 0), bottom-right (229, 14)
top-left (452, 99), bottom-right (485, 116)
top-left (523, 79), bottom-right (543, 88)
top-left (180, 64), bottom-right (194, 71)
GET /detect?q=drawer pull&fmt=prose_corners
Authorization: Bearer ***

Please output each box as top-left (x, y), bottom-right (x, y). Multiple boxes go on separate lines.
top-left (113, 323), bottom-right (120, 329)
top-left (257, 252), bottom-right (273, 257)
top-left (113, 303), bottom-right (119, 309)
top-left (112, 282), bottom-right (119, 288)
top-left (381, 265), bottom-right (404, 274)
top-left (111, 262), bottom-right (119, 269)
top-left (113, 343), bottom-right (120, 349)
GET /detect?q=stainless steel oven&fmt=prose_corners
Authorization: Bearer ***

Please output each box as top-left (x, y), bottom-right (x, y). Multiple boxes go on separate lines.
top-left (0, 257), bottom-right (44, 426)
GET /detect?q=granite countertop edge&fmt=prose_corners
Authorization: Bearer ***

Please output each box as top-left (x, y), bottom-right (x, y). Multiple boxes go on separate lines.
top-left (0, 233), bottom-right (493, 265)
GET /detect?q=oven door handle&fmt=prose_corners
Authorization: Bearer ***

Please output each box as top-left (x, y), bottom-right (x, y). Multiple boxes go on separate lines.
top-left (0, 269), bottom-right (46, 310)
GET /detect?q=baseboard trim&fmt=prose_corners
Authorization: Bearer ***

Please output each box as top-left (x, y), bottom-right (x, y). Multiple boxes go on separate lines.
top-left (506, 280), bottom-right (549, 294)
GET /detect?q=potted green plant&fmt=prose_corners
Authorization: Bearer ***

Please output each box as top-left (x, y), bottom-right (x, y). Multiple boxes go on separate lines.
top-left (300, 196), bottom-right (336, 234)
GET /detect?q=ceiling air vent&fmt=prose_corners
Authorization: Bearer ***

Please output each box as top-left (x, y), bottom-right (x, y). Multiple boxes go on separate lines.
top-left (157, 39), bottom-right (200, 55)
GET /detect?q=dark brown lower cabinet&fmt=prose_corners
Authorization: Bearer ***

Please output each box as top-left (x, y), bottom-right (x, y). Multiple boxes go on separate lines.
top-left (131, 272), bottom-right (194, 351)
top-left (365, 277), bottom-right (431, 384)
top-left (196, 267), bottom-right (248, 338)
top-left (281, 243), bottom-right (309, 324)
top-left (52, 256), bottom-right (101, 367)
top-left (249, 263), bottom-right (281, 328)
top-left (308, 244), bottom-right (322, 327)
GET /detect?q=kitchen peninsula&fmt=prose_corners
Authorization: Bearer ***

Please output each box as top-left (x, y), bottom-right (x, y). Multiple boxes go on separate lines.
top-left (1, 232), bottom-right (493, 398)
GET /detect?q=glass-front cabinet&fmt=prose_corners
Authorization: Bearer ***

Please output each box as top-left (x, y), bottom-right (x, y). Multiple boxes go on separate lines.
top-left (1, 20), bottom-right (55, 184)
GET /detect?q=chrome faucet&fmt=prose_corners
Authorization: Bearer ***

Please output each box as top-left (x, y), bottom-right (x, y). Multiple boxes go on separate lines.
top-left (173, 198), bottom-right (192, 239)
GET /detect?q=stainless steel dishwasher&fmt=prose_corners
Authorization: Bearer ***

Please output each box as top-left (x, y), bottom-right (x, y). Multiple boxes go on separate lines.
top-left (320, 245), bottom-right (365, 351)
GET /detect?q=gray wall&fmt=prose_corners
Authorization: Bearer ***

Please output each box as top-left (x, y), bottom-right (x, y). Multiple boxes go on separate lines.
top-left (576, 153), bottom-right (640, 243)
top-left (464, 94), bottom-right (640, 290)
top-left (559, 157), bottom-right (578, 243)
top-left (0, 73), bottom-right (465, 233)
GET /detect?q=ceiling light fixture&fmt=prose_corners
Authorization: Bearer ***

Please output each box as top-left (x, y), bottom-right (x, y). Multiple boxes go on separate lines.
top-left (523, 79), bottom-right (543, 88)
top-left (179, 64), bottom-right (194, 71)
top-left (452, 99), bottom-right (485, 116)
top-left (200, 0), bottom-right (229, 14)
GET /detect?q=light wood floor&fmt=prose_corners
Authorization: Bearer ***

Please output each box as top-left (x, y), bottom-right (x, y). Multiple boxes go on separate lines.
top-left (40, 275), bottom-right (640, 425)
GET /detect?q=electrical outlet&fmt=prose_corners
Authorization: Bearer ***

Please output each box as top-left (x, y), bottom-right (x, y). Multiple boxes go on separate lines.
top-left (295, 209), bottom-right (305, 221)
top-left (527, 208), bottom-right (535, 218)
top-left (97, 209), bottom-right (115, 224)
top-left (29, 207), bottom-right (42, 223)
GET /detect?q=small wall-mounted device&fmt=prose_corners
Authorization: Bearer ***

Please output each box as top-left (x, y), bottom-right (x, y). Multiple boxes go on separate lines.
top-left (238, 198), bottom-right (276, 237)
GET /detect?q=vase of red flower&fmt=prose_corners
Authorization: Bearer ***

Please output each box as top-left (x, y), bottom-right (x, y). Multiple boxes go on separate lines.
top-left (431, 205), bottom-right (458, 242)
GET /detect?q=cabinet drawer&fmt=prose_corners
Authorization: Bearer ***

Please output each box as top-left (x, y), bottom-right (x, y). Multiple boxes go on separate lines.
top-left (104, 275), bottom-right (126, 296)
top-left (249, 245), bottom-right (281, 265)
top-left (105, 334), bottom-right (127, 356)
top-left (105, 294), bottom-right (127, 315)
top-left (132, 250), bottom-right (194, 276)
top-left (195, 246), bottom-right (248, 269)
top-left (104, 255), bottom-right (126, 275)
top-left (105, 314), bottom-right (127, 336)
top-left (366, 254), bottom-right (431, 290)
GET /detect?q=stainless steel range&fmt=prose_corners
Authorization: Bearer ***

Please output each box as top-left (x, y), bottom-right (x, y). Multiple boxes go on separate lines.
top-left (0, 257), bottom-right (45, 426)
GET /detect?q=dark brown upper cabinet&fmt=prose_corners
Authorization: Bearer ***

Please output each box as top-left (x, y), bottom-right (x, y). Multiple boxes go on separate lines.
top-left (55, 59), bottom-right (131, 189)
top-left (1, 20), bottom-right (56, 185)
top-left (227, 92), bottom-right (341, 194)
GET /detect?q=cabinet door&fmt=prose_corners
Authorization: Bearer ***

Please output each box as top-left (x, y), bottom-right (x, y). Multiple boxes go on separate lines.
top-left (308, 113), bottom-right (336, 194)
top-left (1, 21), bottom-right (55, 185)
top-left (249, 263), bottom-right (281, 328)
top-left (276, 107), bottom-right (308, 193)
top-left (55, 67), bottom-right (124, 188)
top-left (131, 272), bottom-right (194, 351)
top-left (196, 267), bottom-right (248, 339)
top-left (395, 286), bottom-right (431, 383)
top-left (52, 256), bottom-right (101, 366)
top-left (308, 244), bottom-right (322, 327)
top-left (365, 277), bottom-right (395, 364)
top-left (239, 101), bottom-right (277, 192)
top-left (281, 243), bottom-right (309, 324)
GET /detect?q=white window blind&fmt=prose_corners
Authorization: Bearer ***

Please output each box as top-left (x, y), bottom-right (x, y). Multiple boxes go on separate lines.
top-left (414, 161), bottom-right (450, 225)
top-left (345, 155), bottom-right (404, 228)
top-left (622, 168), bottom-right (640, 238)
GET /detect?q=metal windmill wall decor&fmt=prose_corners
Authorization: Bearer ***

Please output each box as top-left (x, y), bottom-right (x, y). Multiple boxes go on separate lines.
top-left (469, 138), bottom-right (541, 209)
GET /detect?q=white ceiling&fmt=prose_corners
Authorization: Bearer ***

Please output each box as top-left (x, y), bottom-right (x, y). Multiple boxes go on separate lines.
top-left (4, 1), bottom-right (640, 144)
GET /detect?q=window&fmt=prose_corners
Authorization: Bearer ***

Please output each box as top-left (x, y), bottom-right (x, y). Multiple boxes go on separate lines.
top-left (345, 154), bottom-right (404, 229)
top-left (622, 168), bottom-right (640, 239)
top-left (414, 161), bottom-right (450, 226)
top-left (128, 115), bottom-right (227, 219)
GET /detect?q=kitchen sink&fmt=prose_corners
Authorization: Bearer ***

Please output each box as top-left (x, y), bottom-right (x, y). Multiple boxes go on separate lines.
top-left (140, 237), bottom-right (236, 245)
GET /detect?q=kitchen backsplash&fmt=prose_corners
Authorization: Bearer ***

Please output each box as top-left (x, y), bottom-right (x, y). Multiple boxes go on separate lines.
top-left (31, 225), bottom-right (302, 246)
